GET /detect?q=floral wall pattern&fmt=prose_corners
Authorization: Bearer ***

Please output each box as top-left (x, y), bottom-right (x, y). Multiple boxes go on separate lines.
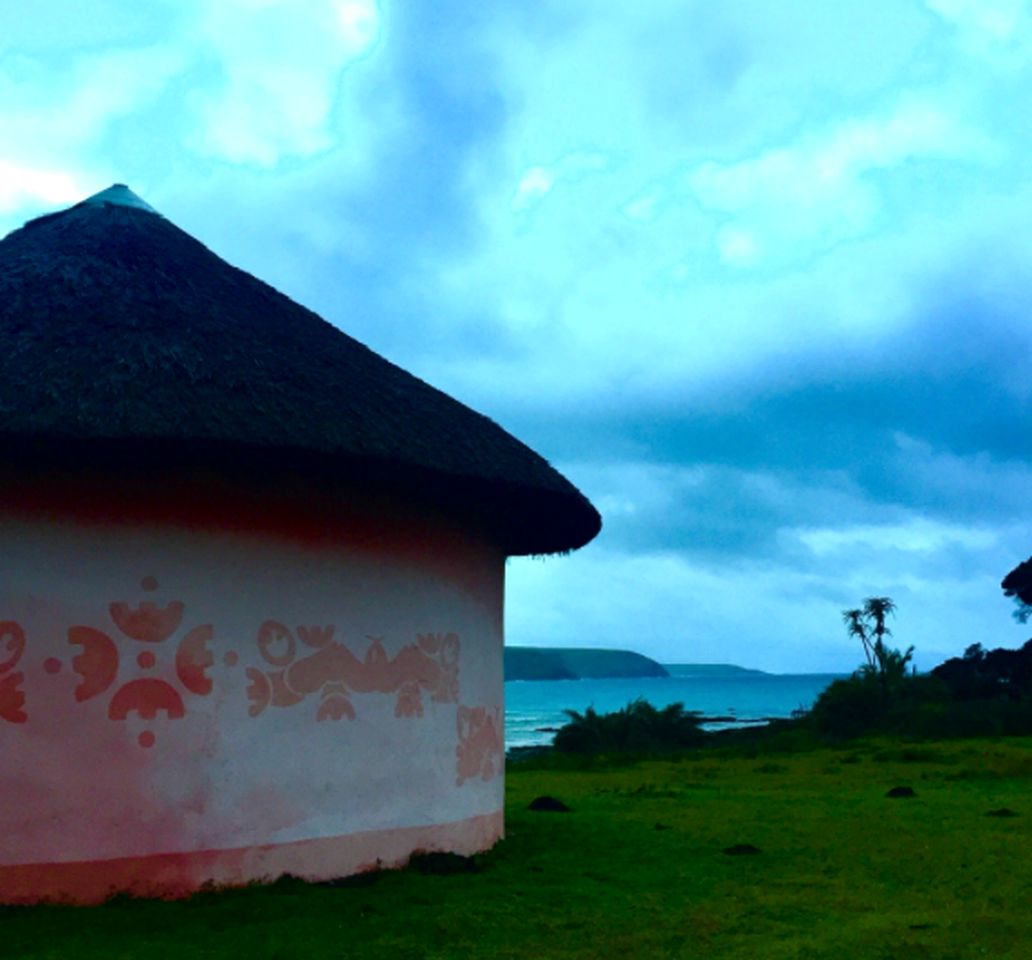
top-left (456, 705), bottom-right (504, 786)
top-left (245, 622), bottom-right (460, 722)
top-left (1, 576), bottom-right (501, 781)
top-left (61, 577), bottom-right (215, 748)
top-left (0, 621), bottom-right (27, 725)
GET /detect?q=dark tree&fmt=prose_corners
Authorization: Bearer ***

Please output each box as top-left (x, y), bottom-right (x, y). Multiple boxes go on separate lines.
top-left (931, 639), bottom-right (1032, 700)
top-left (1001, 556), bottom-right (1032, 622)
top-left (931, 564), bottom-right (1032, 699)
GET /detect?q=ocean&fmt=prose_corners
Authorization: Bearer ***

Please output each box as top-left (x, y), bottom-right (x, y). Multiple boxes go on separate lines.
top-left (504, 672), bottom-right (845, 748)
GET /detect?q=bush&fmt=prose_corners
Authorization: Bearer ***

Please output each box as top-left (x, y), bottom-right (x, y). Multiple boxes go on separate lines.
top-left (891, 697), bottom-right (1032, 739)
top-left (809, 673), bottom-right (888, 739)
top-left (809, 671), bottom-right (953, 739)
top-left (932, 640), bottom-right (1032, 700)
top-left (553, 699), bottom-right (706, 754)
top-left (808, 668), bottom-right (1032, 740)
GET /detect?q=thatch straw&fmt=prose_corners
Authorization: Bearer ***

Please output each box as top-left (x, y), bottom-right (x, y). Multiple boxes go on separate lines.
top-left (0, 188), bottom-right (600, 556)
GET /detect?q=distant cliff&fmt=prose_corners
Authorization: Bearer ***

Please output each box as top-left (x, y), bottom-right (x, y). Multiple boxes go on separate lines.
top-left (504, 647), bottom-right (670, 681)
top-left (664, 663), bottom-right (769, 676)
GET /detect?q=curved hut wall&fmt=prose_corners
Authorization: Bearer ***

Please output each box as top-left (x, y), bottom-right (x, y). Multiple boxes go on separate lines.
top-left (0, 470), bottom-right (505, 904)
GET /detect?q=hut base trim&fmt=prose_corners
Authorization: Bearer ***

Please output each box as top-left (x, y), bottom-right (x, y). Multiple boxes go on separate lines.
top-left (0, 810), bottom-right (503, 905)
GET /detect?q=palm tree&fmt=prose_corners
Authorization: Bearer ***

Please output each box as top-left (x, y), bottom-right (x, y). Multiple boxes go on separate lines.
top-left (864, 596), bottom-right (897, 669)
top-left (842, 597), bottom-right (909, 694)
top-left (842, 607), bottom-right (875, 668)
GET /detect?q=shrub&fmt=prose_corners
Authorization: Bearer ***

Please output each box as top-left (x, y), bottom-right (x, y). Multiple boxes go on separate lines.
top-left (809, 673), bottom-right (888, 739)
top-left (932, 640), bottom-right (1032, 701)
top-left (553, 699), bottom-right (706, 754)
top-left (809, 670), bottom-right (951, 738)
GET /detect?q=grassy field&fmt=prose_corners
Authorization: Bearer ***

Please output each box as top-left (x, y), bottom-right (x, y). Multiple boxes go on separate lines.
top-left (4, 737), bottom-right (1031, 959)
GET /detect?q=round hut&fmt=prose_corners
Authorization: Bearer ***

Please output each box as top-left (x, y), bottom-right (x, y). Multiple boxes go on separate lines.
top-left (0, 185), bottom-right (600, 904)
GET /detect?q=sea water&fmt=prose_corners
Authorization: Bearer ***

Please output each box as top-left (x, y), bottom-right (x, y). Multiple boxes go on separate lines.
top-left (504, 673), bottom-right (845, 748)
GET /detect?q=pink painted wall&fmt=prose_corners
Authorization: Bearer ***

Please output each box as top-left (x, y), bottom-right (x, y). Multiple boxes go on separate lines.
top-left (0, 485), bottom-right (505, 904)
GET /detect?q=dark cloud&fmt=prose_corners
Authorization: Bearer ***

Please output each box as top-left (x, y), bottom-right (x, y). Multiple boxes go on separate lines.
top-left (509, 245), bottom-right (1032, 496)
top-left (567, 462), bottom-right (880, 562)
top-left (480, 240), bottom-right (1032, 589)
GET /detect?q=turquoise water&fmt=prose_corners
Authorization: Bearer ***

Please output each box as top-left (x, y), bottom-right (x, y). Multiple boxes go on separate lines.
top-left (504, 673), bottom-right (845, 748)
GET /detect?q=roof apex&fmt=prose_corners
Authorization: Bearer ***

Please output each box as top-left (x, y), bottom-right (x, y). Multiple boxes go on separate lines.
top-left (81, 184), bottom-right (160, 216)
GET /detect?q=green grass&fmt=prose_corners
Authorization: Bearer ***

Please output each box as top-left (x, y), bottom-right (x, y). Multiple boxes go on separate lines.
top-left (5, 737), bottom-right (1032, 959)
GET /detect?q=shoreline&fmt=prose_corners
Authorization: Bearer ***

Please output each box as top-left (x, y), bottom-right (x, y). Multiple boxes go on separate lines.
top-left (507, 713), bottom-right (789, 753)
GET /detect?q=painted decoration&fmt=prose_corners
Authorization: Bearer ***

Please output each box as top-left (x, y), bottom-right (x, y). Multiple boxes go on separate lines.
top-left (456, 705), bottom-right (504, 785)
top-left (60, 578), bottom-right (214, 748)
top-left (0, 621), bottom-right (27, 724)
top-left (246, 623), bottom-right (460, 721)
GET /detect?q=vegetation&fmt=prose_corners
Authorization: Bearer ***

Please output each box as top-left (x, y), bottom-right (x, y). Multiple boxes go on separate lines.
top-left (542, 589), bottom-right (1032, 753)
top-left (542, 588), bottom-right (1032, 753)
top-left (1001, 553), bottom-right (1032, 621)
top-left (805, 591), bottom-right (1032, 741)
top-left (933, 641), bottom-right (1032, 700)
top-left (840, 597), bottom-right (913, 689)
top-left (553, 698), bottom-right (704, 753)
top-left (5, 737), bottom-right (1031, 959)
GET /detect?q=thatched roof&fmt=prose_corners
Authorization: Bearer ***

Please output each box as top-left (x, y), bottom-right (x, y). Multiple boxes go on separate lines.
top-left (0, 185), bottom-right (600, 556)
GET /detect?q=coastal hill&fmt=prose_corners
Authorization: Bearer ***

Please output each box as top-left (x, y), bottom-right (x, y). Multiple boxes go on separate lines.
top-left (504, 648), bottom-right (770, 681)
top-left (665, 663), bottom-right (769, 676)
top-left (504, 647), bottom-right (669, 681)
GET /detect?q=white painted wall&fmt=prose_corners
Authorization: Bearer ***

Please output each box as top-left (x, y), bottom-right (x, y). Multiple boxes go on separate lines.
top-left (0, 500), bottom-right (505, 901)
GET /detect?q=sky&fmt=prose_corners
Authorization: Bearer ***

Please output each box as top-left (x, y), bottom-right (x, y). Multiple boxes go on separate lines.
top-left (4, 0), bottom-right (1032, 672)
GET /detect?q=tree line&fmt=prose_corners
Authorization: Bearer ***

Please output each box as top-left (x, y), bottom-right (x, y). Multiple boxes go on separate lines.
top-left (809, 555), bottom-right (1032, 738)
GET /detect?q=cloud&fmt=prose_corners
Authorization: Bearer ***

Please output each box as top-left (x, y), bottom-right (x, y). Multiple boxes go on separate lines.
top-left (511, 151), bottom-right (612, 213)
top-left (490, 217), bottom-right (1032, 673)
top-left (186, 0), bottom-right (381, 166)
top-left (0, 161), bottom-right (85, 216)
top-left (0, 0), bottom-right (383, 219)
top-left (688, 93), bottom-right (996, 265)
top-left (926, 0), bottom-right (1032, 58)
top-left (794, 518), bottom-right (998, 557)
top-left (156, 0), bottom-right (521, 373)
top-left (0, 45), bottom-right (185, 146)
top-left (506, 540), bottom-right (1018, 672)
top-left (0, 43), bottom-right (189, 232)
top-left (563, 460), bottom-right (880, 564)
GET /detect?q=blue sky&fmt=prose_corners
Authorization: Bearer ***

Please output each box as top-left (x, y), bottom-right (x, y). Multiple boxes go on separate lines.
top-left (4, 0), bottom-right (1032, 671)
